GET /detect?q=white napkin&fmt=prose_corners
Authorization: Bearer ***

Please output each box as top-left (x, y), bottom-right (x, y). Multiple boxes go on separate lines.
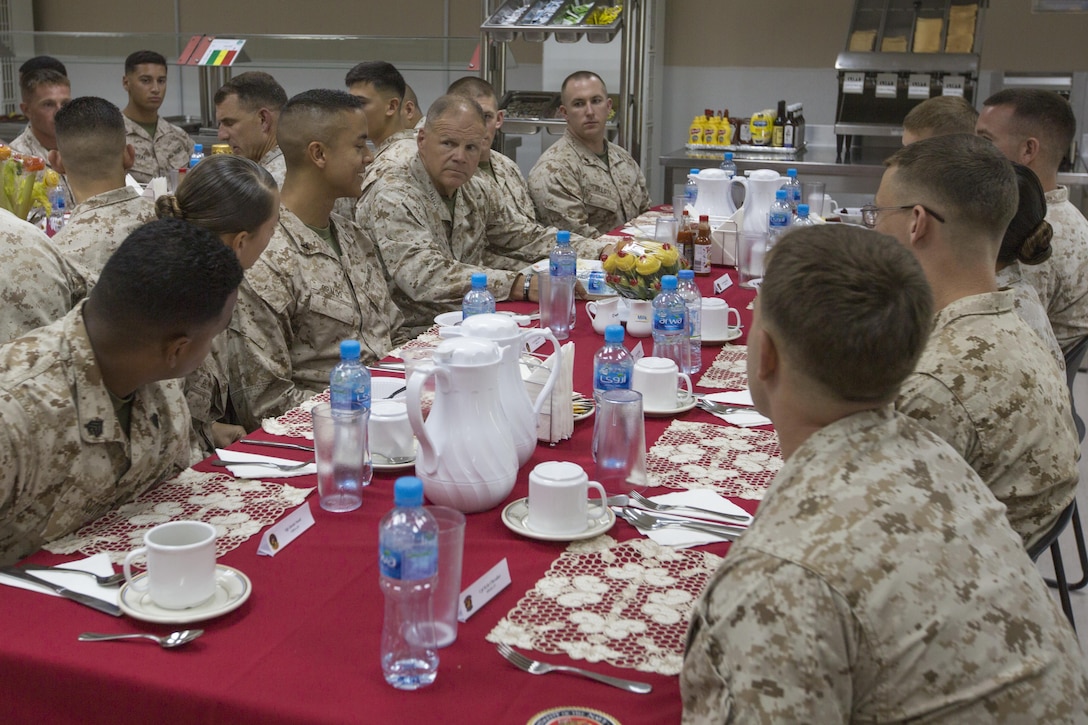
top-left (525, 342), bottom-right (574, 443)
top-left (704, 390), bottom-right (754, 406)
top-left (701, 391), bottom-right (772, 427)
top-left (215, 448), bottom-right (317, 478)
top-left (628, 490), bottom-right (752, 549)
top-left (0, 553), bottom-right (120, 605)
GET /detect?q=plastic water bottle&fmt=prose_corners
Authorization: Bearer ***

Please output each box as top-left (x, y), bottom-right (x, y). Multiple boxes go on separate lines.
top-left (677, 270), bottom-right (702, 375)
top-left (780, 168), bottom-right (801, 211)
top-left (379, 476), bottom-right (439, 690)
top-left (685, 168), bottom-right (699, 208)
top-left (45, 194), bottom-right (67, 237)
top-left (462, 272), bottom-right (496, 319)
top-left (768, 189), bottom-right (792, 245)
top-left (793, 204), bottom-right (816, 229)
top-left (189, 143), bottom-right (204, 169)
top-left (547, 230), bottom-right (576, 340)
top-left (593, 325), bottom-right (634, 401)
top-left (329, 339), bottom-right (371, 412)
top-left (652, 275), bottom-right (689, 371)
top-left (719, 152), bottom-right (737, 179)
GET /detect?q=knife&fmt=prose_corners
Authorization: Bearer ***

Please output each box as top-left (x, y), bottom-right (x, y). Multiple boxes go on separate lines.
top-left (239, 438), bottom-right (315, 453)
top-left (0, 566), bottom-right (122, 617)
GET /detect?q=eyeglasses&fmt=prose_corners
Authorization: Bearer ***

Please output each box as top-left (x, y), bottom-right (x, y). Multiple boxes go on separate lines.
top-left (860, 204), bottom-right (946, 229)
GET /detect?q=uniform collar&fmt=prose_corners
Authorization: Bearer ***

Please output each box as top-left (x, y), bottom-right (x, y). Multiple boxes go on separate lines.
top-left (64, 302), bottom-right (126, 444)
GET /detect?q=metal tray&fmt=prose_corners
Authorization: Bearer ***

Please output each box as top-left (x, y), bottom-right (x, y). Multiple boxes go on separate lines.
top-left (519, 0), bottom-right (566, 41)
top-left (551, 1), bottom-right (596, 43)
top-left (582, 2), bottom-right (623, 43)
top-left (500, 90), bottom-right (560, 134)
top-left (481, 0), bottom-right (534, 42)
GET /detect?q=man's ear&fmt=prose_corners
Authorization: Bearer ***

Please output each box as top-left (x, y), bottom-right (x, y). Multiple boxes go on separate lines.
top-left (308, 140), bottom-right (327, 168)
top-left (122, 143), bottom-right (136, 171)
top-left (163, 334), bottom-right (191, 371)
top-left (48, 149), bottom-right (65, 174)
top-left (257, 107), bottom-right (273, 134)
top-left (1021, 136), bottom-right (1041, 167)
top-left (755, 328), bottom-right (779, 384)
top-left (495, 109), bottom-right (505, 131)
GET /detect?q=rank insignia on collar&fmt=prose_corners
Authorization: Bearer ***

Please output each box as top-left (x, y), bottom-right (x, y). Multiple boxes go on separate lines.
top-left (85, 418), bottom-right (104, 437)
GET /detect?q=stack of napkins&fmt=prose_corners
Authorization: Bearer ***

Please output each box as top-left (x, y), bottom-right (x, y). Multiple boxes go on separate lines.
top-left (525, 342), bottom-right (574, 443)
top-left (214, 449), bottom-right (317, 478)
top-left (627, 490), bottom-right (753, 548)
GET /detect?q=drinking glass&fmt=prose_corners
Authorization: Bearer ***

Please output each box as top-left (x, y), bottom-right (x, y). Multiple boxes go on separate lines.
top-left (312, 403), bottom-right (369, 512)
top-left (592, 389), bottom-right (648, 494)
top-left (654, 217), bottom-right (679, 245)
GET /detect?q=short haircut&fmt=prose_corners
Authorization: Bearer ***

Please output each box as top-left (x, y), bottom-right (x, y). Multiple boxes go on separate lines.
top-left (999, 162), bottom-right (1053, 267)
top-left (561, 70), bottom-right (607, 103)
top-left (424, 94), bottom-right (485, 131)
top-left (983, 88), bottom-right (1077, 169)
top-left (19, 68), bottom-right (69, 101)
top-left (902, 95), bottom-right (978, 138)
top-left (404, 85), bottom-right (419, 108)
top-left (213, 71), bottom-right (288, 112)
top-left (885, 133), bottom-right (1018, 241)
top-left (90, 218), bottom-right (243, 336)
top-left (344, 61), bottom-right (406, 101)
top-left (124, 50), bottom-right (168, 74)
top-left (447, 76), bottom-right (498, 105)
top-left (19, 56), bottom-right (66, 78)
top-left (53, 96), bottom-right (126, 178)
top-left (276, 89), bottom-right (365, 166)
top-left (156, 154), bottom-right (278, 237)
top-left (761, 225), bottom-right (934, 403)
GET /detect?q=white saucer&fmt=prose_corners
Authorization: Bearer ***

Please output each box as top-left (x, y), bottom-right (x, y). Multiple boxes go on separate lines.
top-left (434, 310), bottom-right (528, 328)
top-left (643, 392), bottom-right (698, 417)
top-left (119, 565), bottom-right (251, 624)
top-left (501, 497), bottom-right (615, 541)
top-left (702, 328), bottom-right (743, 344)
top-left (372, 441), bottom-right (418, 472)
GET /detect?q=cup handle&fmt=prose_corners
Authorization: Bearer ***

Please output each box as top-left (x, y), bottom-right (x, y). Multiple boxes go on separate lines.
top-left (678, 372), bottom-right (693, 399)
top-left (123, 547), bottom-right (150, 591)
top-left (587, 481), bottom-right (608, 516)
top-left (728, 308), bottom-right (742, 330)
top-left (586, 302), bottom-right (597, 321)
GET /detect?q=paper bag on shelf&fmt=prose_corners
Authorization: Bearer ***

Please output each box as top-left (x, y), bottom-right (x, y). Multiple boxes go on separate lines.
top-left (525, 342), bottom-right (574, 444)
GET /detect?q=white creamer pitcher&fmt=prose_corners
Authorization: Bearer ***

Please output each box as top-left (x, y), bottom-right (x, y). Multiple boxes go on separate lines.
top-left (693, 168), bottom-right (733, 219)
top-left (728, 169), bottom-right (782, 235)
top-left (407, 337), bottom-right (519, 513)
top-left (440, 313), bottom-right (561, 467)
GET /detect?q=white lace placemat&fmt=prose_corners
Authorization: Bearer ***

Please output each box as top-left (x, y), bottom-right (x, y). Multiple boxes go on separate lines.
top-left (261, 390), bottom-right (328, 439)
top-left (44, 468), bottom-right (313, 563)
top-left (390, 325), bottom-right (442, 358)
top-left (487, 536), bottom-right (723, 676)
top-left (645, 420), bottom-right (782, 501)
top-left (696, 344), bottom-right (748, 390)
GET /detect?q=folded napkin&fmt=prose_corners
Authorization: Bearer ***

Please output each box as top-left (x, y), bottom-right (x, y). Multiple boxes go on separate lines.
top-left (628, 490), bottom-right (752, 549)
top-left (702, 390), bottom-right (772, 427)
top-left (215, 448), bottom-right (317, 479)
top-left (704, 390), bottom-right (754, 406)
top-left (525, 342), bottom-right (574, 443)
top-left (0, 553), bottom-right (120, 604)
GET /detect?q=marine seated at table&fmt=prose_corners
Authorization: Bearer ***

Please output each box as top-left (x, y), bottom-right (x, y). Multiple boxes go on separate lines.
top-left (681, 225), bottom-right (1088, 723)
top-left (0, 218), bottom-right (243, 566)
top-left (121, 50), bottom-right (194, 185)
top-left (214, 71), bottom-right (289, 187)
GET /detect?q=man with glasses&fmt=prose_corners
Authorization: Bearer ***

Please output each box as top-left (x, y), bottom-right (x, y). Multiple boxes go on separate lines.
top-left (871, 134), bottom-right (1078, 551)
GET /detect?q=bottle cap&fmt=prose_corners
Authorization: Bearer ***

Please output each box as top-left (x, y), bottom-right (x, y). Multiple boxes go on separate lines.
top-left (193, 143), bottom-right (203, 152)
top-left (797, 204), bottom-right (810, 216)
top-left (787, 168), bottom-right (797, 177)
top-left (689, 168), bottom-right (699, 174)
top-left (776, 189), bottom-right (788, 200)
top-left (604, 324), bottom-right (625, 343)
top-left (699, 214), bottom-right (710, 222)
top-left (394, 476), bottom-right (424, 507)
top-left (661, 275), bottom-right (678, 291)
top-left (471, 271), bottom-right (488, 288)
top-left (678, 269), bottom-right (695, 280)
top-left (723, 152), bottom-right (734, 161)
top-left (339, 339), bottom-right (361, 360)
top-left (556, 230), bottom-right (571, 244)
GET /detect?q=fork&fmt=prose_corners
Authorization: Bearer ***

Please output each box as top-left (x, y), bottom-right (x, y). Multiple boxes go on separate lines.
top-left (210, 458), bottom-right (314, 471)
top-left (495, 643), bottom-right (652, 694)
top-left (627, 491), bottom-right (751, 524)
top-left (18, 563), bottom-right (126, 587)
top-left (617, 507), bottom-right (745, 541)
top-left (694, 399), bottom-right (748, 416)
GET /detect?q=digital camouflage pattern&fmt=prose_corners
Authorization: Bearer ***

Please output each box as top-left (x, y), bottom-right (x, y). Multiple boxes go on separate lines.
top-left (123, 115), bottom-right (194, 184)
top-left (1021, 186), bottom-right (1088, 354)
top-left (342, 129), bottom-right (418, 223)
top-left (50, 186), bottom-right (156, 275)
top-left (185, 334), bottom-right (230, 458)
top-left (226, 207), bottom-right (402, 430)
top-left (259, 144), bottom-right (287, 188)
top-left (0, 208), bottom-right (88, 344)
top-left (682, 407), bottom-right (1088, 724)
top-left (995, 261), bottom-right (1064, 370)
top-left (528, 129), bottom-right (651, 238)
top-left (360, 153), bottom-right (607, 333)
top-left (9, 124), bottom-right (74, 208)
top-left (0, 303), bottom-right (191, 565)
top-left (897, 290), bottom-right (1079, 550)
top-left (478, 149), bottom-right (535, 221)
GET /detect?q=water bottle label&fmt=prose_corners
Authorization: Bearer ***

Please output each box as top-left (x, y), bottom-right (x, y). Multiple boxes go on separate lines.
top-left (380, 541), bottom-right (437, 580)
top-left (769, 211), bottom-right (791, 229)
top-left (594, 364), bottom-right (631, 390)
top-left (587, 270), bottom-right (606, 294)
top-left (354, 388), bottom-right (371, 410)
top-left (550, 258), bottom-right (575, 277)
top-left (687, 306), bottom-right (701, 336)
top-left (654, 309), bottom-right (685, 332)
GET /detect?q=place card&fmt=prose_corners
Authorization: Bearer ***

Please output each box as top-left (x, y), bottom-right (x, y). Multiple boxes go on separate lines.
top-left (458, 558), bottom-right (511, 622)
top-left (257, 502), bottom-right (315, 557)
top-left (525, 333), bottom-right (547, 352)
top-left (713, 273), bottom-right (733, 294)
top-left (629, 341), bottom-right (646, 361)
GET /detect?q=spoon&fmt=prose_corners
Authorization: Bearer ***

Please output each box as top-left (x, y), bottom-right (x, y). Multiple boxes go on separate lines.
top-left (78, 629), bottom-right (204, 648)
top-left (372, 452), bottom-right (416, 466)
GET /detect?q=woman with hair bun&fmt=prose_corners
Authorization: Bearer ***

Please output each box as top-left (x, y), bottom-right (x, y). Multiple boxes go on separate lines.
top-left (995, 162), bottom-right (1063, 370)
top-left (157, 153), bottom-right (279, 454)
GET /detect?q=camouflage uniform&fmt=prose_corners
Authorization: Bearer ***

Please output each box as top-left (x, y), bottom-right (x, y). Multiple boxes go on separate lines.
top-left (478, 150), bottom-right (535, 220)
top-left (527, 129), bottom-right (651, 238)
top-left (0, 208), bottom-right (87, 344)
top-left (50, 186), bottom-right (156, 276)
top-left (1020, 186), bottom-right (1088, 354)
top-left (8, 124), bottom-right (74, 208)
top-left (0, 302), bottom-right (192, 565)
top-left (896, 290), bottom-right (1079, 550)
top-left (259, 144), bottom-right (286, 188)
top-left (681, 407), bottom-right (1088, 724)
top-left (123, 115), bottom-right (194, 185)
top-left (342, 129), bottom-right (418, 222)
top-left (359, 153), bottom-right (606, 333)
top-left (996, 261), bottom-right (1064, 370)
top-left (185, 335), bottom-right (231, 458)
top-left (226, 207), bottom-right (403, 431)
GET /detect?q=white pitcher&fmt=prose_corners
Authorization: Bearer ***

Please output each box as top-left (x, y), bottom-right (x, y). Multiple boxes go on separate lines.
top-left (440, 313), bottom-right (561, 467)
top-left (728, 169), bottom-right (782, 235)
top-left (693, 168), bottom-right (733, 218)
top-left (407, 337), bottom-right (519, 513)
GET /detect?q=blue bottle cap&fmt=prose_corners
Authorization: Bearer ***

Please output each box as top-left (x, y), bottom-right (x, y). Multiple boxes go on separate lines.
top-left (661, 275), bottom-right (678, 291)
top-left (787, 168), bottom-right (797, 177)
top-left (797, 204), bottom-right (810, 216)
top-left (339, 339), bottom-right (361, 360)
top-left (776, 189), bottom-right (788, 200)
top-left (471, 272), bottom-right (488, 288)
top-left (678, 269), bottom-right (695, 280)
top-left (604, 324), bottom-right (625, 343)
top-left (556, 230), bottom-right (571, 244)
top-left (724, 152), bottom-right (734, 160)
top-left (394, 477), bottom-right (424, 507)
top-left (689, 168), bottom-right (699, 174)
top-left (193, 143), bottom-right (203, 152)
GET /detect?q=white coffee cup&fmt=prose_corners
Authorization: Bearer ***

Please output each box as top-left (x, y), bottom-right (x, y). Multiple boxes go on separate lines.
top-left (701, 298), bottom-right (742, 340)
top-left (626, 300), bottom-right (653, 337)
top-left (631, 356), bottom-right (693, 410)
top-left (369, 399), bottom-right (415, 460)
top-left (586, 297), bottom-right (622, 335)
top-left (527, 461), bottom-right (608, 536)
top-left (123, 521), bottom-right (218, 609)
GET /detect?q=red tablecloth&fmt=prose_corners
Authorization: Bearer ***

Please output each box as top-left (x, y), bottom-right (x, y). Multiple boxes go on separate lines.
top-left (1, 270), bottom-right (758, 724)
